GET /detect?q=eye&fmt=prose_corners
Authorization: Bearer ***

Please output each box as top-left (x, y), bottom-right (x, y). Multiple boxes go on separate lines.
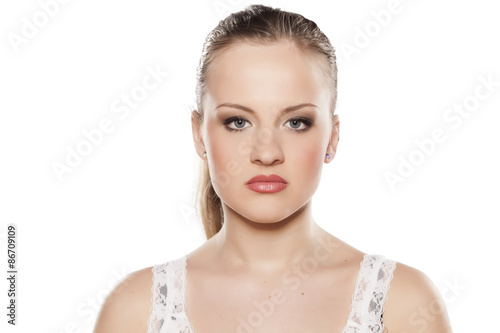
top-left (222, 116), bottom-right (312, 133)
top-left (285, 117), bottom-right (312, 133)
top-left (223, 116), bottom-right (250, 132)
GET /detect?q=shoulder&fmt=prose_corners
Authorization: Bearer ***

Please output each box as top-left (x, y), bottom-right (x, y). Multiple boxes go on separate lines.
top-left (93, 265), bottom-right (154, 333)
top-left (382, 261), bottom-right (453, 333)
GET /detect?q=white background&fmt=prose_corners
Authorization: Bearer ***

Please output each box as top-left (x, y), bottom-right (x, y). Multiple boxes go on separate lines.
top-left (1, 0), bottom-right (499, 332)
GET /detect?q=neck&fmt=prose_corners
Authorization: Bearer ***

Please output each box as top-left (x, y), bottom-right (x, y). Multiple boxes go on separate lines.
top-left (211, 200), bottom-right (327, 273)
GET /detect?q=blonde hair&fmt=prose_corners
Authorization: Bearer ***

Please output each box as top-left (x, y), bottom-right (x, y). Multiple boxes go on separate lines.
top-left (194, 4), bottom-right (338, 240)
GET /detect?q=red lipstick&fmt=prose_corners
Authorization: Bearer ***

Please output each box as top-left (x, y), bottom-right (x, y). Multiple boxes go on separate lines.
top-left (246, 174), bottom-right (287, 193)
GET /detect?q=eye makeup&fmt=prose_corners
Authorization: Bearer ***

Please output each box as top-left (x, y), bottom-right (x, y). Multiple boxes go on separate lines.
top-left (222, 116), bottom-right (313, 133)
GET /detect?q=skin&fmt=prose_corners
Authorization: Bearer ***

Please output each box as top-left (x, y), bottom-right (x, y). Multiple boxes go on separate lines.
top-left (93, 41), bottom-right (453, 332)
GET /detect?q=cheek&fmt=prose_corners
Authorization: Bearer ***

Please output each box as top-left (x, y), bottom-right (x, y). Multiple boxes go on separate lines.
top-left (295, 139), bottom-right (325, 195)
top-left (205, 125), bottom-right (246, 189)
top-left (289, 138), bottom-right (324, 175)
top-left (286, 110), bottom-right (331, 167)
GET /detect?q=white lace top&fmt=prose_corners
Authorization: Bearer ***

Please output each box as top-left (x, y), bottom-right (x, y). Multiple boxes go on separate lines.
top-left (148, 253), bottom-right (396, 333)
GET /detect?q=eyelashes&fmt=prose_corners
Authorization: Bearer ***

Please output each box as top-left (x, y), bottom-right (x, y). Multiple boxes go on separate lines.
top-left (223, 116), bottom-right (313, 134)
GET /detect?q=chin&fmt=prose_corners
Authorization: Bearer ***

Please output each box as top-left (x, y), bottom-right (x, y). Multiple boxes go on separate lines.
top-left (243, 212), bottom-right (291, 225)
top-left (228, 199), bottom-right (302, 224)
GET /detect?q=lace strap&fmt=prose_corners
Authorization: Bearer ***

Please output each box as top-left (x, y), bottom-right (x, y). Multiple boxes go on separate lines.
top-left (148, 262), bottom-right (169, 333)
top-left (343, 254), bottom-right (397, 332)
top-left (147, 256), bottom-right (194, 333)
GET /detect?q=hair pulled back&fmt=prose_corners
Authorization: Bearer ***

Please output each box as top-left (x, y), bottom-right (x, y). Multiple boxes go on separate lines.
top-left (194, 4), bottom-right (338, 240)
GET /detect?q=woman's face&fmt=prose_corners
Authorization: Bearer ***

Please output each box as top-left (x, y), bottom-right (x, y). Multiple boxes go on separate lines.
top-left (192, 40), bottom-right (339, 224)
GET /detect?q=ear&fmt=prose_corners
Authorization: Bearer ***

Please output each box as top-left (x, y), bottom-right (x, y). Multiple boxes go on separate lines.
top-left (191, 110), bottom-right (206, 159)
top-left (325, 114), bottom-right (340, 163)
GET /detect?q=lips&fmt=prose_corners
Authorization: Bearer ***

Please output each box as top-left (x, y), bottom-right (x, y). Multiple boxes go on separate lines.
top-left (246, 174), bottom-right (287, 184)
top-left (246, 174), bottom-right (288, 193)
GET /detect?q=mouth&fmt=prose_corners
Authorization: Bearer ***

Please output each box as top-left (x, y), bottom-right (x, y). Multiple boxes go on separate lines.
top-left (246, 174), bottom-right (287, 193)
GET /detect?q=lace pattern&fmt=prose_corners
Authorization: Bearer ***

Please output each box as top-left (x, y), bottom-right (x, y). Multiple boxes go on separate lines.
top-left (342, 254), bottom-right (397, 332)
top-left (148, 255), bottom-right (194, 333)
top-left (148, 254), bottom-right (396, 333)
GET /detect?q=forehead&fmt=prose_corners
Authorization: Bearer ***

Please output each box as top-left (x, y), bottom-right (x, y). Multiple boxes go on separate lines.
top-left (205, 40), bottom-right (329, 111)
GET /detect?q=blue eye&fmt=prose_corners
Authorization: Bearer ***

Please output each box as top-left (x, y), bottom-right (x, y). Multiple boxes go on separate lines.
top-left (286, 118), bottom-right (312, 132)
top-left (223, 116), bottom-right (312, 133)
top-left (223, 116), bottom-right (249, 131)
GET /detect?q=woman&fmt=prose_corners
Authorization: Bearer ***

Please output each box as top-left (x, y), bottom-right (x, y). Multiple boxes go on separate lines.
top-left (94, 4), bottom-right (452, 333)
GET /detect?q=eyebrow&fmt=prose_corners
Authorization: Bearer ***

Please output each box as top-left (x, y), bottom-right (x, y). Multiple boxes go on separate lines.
top-left (215, 103), bottom-right (318, 114)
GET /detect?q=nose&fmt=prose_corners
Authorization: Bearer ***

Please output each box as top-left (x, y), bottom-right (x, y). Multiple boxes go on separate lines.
top-left (249, 127), bottom-right (284, 166)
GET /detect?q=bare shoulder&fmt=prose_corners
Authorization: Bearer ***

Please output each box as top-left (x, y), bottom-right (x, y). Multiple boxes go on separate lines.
top-left (93, 266), bottom-right (154, 333)
top-left (383, 261), bottom-right (453, 333)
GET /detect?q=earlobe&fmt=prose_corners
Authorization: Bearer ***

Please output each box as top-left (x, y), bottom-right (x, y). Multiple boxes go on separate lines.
top-left (325, 149), bottom-right (336, 163)
top-left (325, 115), bottom-right (339, 163)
